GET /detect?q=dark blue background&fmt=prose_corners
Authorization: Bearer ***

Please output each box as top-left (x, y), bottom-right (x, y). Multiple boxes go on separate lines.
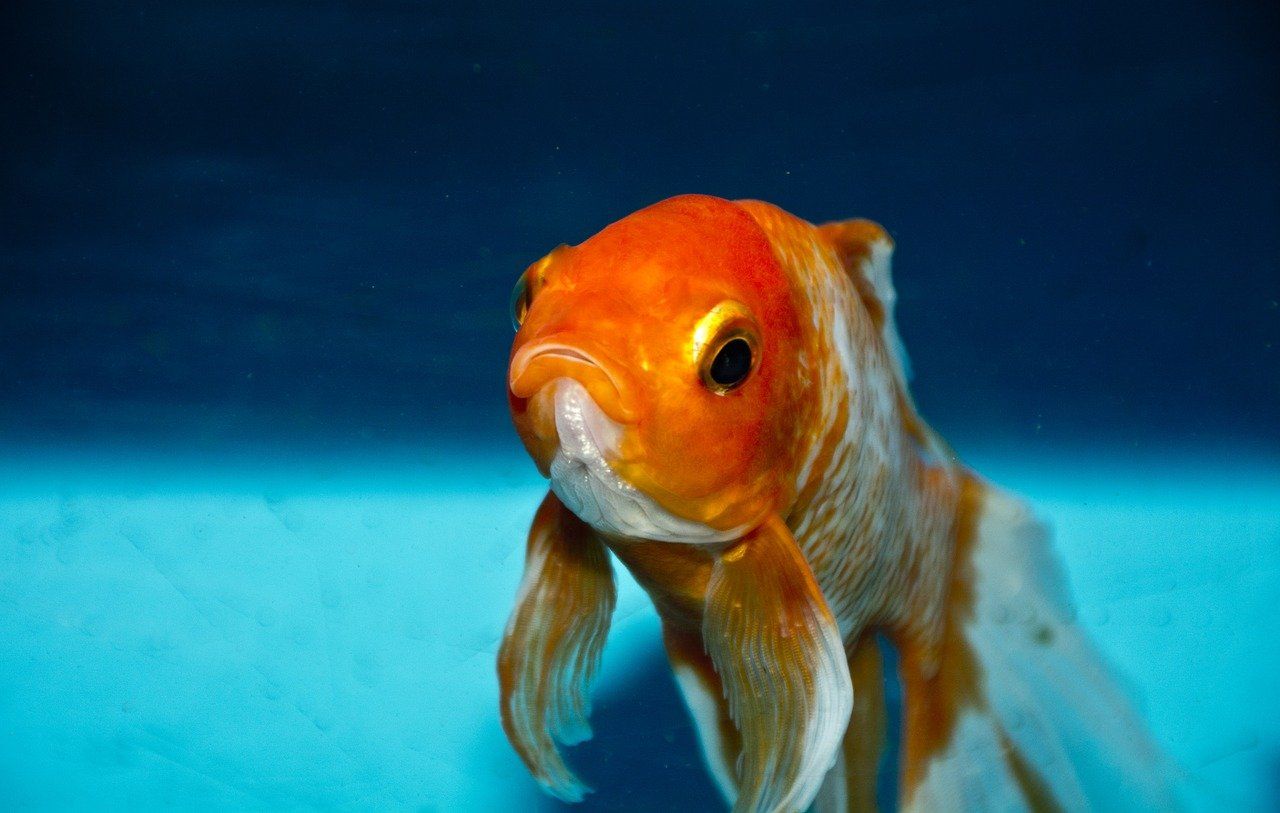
top-left (3, 1), bottom-right (1277, 455)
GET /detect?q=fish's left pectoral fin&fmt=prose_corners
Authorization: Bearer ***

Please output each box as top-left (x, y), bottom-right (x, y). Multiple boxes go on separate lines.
top-left (497, 491), bottom-right (617, 802)
top-left (703, 516), bottom-right (853, 813)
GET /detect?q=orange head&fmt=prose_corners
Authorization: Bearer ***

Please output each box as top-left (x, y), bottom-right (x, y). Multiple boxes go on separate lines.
top-left (508, 195), bottom-right (806, 541)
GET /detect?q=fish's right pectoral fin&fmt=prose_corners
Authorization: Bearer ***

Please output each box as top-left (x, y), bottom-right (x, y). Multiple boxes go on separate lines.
top-left (703, 516), bottom-right (853, 813)
top-left (497, 491), bottom-right (616, 802)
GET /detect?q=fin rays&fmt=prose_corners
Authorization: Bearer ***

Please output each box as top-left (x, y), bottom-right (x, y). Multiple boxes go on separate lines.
top-left (497, 492), bottom-right (616, 802)
top-left (703, 516), bottom-right (853, 813)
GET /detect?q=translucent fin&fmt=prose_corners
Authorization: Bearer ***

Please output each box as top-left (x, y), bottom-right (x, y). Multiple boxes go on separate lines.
top-left (899, 477), bottom-right (1184, 812)
top-left (817, 219), bottom-right (912, 385)
top-left (662, 623), bottom-right (742, 806)
top-left (814, 633), bottom-right (887, 813)
top-left (703, 516), bottom-right (853, 813)
top-left (818, 218), bottom-right (953, 467)
top-left (497, 491), bottom-right (616, 802)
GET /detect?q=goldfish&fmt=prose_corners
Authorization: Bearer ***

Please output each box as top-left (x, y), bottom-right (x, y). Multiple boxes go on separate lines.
top-left (498, 195), bottom-right (1177, 812)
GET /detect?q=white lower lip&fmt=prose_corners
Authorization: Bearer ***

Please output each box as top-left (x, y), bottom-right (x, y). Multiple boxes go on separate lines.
top-left (546, 380), bottom-right (744, 544)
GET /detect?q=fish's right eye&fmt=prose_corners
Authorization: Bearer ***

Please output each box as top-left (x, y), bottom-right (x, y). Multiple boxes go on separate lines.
top-left (511, 245), bottom-right (569, 331)
top-left (509, 271), bottom-right (532, 331)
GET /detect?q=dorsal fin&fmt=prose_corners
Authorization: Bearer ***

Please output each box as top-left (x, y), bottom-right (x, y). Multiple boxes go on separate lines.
top-left (817, 219), bottom-right (958, 468)
top-left (817, 219), bottom-right (913, 384)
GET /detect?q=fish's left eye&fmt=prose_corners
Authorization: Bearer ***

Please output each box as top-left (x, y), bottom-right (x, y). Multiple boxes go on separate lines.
top-left (710, 338), bottom-right (752, 387)
top-left (509, 271), bottom-right (532, 331)
top-left (693, 301), bottom-right (760, 394)
top-left (700, 332), bottom-right (759, 394)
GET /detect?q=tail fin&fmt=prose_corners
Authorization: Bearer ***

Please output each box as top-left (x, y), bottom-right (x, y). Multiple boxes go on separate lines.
top-left (897, 477), bottom-right (1185, 811)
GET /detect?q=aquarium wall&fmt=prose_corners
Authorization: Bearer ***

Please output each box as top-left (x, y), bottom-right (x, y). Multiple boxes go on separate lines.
top-left (1, 1), bottom-right (1277, 810)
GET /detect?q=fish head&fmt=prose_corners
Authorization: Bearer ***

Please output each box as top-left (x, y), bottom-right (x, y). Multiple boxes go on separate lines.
top-left (508, 195), bottom-right (805, 542)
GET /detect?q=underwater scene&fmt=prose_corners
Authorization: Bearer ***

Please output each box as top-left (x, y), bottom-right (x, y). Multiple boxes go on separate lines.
top-left (2, 2), bottom-right (1278, 811)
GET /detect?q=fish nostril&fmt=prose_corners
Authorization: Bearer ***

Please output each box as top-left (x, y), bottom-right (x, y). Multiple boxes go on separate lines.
top-left (509, 341), bottom-right (636, 424)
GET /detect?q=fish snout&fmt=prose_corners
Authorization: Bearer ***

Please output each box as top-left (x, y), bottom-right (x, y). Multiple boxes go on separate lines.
top-left (508, 341), bottom-right (638, 425)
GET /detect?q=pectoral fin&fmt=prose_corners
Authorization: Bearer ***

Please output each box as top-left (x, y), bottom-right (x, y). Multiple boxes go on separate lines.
top-left (497, 491), bottom-right (616, 802)
top-left (703, 515), bottom-right (853, 813)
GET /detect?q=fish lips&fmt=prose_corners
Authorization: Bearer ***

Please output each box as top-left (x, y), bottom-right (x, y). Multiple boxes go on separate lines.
top-left (543, 379), bottom-right (744, 544)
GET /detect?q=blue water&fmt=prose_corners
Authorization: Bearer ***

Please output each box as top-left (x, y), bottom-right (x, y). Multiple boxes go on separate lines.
top-left (1, 446), bottom-right (1277, 809)
top-left (2, 1), bottom-right (1278, 810)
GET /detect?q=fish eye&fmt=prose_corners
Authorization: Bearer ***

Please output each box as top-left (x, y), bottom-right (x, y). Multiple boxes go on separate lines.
top-left (693, 301), bottom-right (760, 394)
top-left (701, 333), bottom-right (758, 393)
top-left (710, 338), bottom-right (753, 387)
top-left (509, 270), bottom-right (532, 331)
top-left (510, 246), bottom-right (567, 331)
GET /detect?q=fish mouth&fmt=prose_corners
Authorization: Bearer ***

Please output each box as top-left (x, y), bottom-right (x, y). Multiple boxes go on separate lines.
top-left (509, 340), bottom-right (637, 424)
top-left (533, 346), bottom-right (592, 364)
top-left (547, 380), bottom-right (743, 544)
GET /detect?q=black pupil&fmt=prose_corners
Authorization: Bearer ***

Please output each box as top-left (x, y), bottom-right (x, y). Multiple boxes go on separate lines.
top-left (709, 338), bottom-right (752, 387)
top-left (509, 275), bottom-right (529, 330)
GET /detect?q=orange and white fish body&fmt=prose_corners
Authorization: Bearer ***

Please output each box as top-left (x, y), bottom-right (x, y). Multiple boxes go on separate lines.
top-left (498, 195), bottom-right (1178, 812)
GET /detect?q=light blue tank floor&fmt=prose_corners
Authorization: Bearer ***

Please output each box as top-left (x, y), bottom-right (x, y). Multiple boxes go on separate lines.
top-left (1, 443), bottom-right (1276, 810)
